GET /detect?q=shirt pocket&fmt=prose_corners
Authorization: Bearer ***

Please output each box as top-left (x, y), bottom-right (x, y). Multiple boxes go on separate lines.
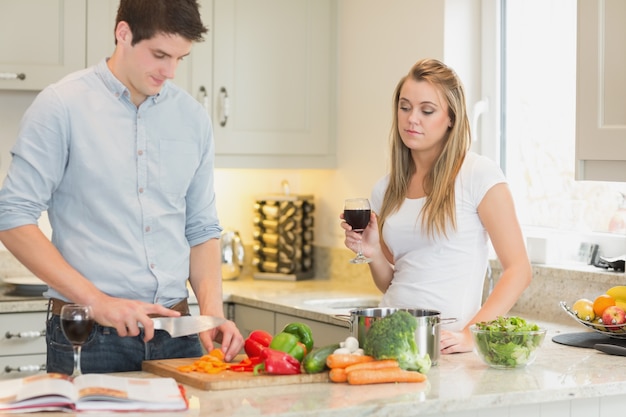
top-left (159, 140), bottom-right (200, 194)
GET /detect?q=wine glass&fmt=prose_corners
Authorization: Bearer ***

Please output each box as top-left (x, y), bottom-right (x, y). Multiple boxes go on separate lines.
top-left (344, 198), bottom-right (372, 264)
top-left (60, 304), bottom-right (94, 377)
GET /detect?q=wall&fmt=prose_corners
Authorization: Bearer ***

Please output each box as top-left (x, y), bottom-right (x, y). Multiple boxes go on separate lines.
top-left (0, 1), bottom-right (474, 254)
top-left (213, 0), bottom-right (448, 250)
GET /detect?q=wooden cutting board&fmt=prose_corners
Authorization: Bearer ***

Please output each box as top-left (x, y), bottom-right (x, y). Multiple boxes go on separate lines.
top-left (142, 357), bottom-right (329, 391)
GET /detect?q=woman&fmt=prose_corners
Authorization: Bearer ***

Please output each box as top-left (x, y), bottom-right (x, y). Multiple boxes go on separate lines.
top-left (342, 58), bottom-right (531, 354)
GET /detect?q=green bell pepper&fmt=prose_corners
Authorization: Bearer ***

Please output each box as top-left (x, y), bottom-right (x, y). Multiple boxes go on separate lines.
top-left (281, 322), bottom-right (314, 353)
top-left (269, 332), bottom-right (306, 362)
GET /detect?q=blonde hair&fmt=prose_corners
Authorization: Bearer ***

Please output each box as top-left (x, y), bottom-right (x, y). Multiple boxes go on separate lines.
top-left (378, 58), bottom-right (471, 239)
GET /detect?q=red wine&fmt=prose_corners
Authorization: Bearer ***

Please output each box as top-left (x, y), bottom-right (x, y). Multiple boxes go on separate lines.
top-left (61, 319), bottom-right (95, 344)
top-left (344, 209), bottom-right (371, 232)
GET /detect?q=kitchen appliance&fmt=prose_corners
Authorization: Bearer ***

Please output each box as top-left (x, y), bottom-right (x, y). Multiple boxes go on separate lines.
top-left (252, 182), bottom-right (315, 281)
top-left (345, 308), bottom-right (456, 365)
top-left (145, 316), bottom-right (226, 338)
top-left (220, 229), bottom-right (245, 280)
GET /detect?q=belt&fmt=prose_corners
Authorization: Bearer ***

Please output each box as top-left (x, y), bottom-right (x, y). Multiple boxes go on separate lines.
top-left (48, 298), bottom-right (190, 317)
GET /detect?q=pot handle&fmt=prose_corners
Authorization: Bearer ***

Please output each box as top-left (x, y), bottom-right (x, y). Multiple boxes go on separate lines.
top-left (333, 314), bottom-right (354, 333)
top-left (433, 317), bottom-right (458, 335)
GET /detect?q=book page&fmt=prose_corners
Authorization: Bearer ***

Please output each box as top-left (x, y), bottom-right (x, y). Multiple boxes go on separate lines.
top-left (73, 374), bottom-right (186, 411)
top-left (0, 373), bottom-right (76, 409)
top-left (74, 374), bottom-right (130, 401)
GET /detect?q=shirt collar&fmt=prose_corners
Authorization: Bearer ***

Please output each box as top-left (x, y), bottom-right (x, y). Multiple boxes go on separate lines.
top-left (95, 59), bottom-right (166, 103)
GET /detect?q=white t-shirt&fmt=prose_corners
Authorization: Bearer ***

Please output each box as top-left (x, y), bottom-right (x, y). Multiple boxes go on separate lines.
top-left (371, 152), bottom-right (506, 331)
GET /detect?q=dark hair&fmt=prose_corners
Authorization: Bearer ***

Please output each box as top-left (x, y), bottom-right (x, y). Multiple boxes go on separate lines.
top-left (115, 0), bottom-right (208, 45)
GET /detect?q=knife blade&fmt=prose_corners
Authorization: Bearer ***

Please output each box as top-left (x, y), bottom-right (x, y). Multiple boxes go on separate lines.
top-left (149, 315), bottom-right (226, 338)
top-left (593, 343), bottom-right (626, 356)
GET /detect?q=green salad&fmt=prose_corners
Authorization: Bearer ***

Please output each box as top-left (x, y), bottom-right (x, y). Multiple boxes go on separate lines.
top-left (472, 316), bottom-right (545, 368)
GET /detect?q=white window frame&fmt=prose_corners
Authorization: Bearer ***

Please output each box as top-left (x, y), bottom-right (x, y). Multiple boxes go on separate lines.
top-left (477, 0), bottom-right (626, 264)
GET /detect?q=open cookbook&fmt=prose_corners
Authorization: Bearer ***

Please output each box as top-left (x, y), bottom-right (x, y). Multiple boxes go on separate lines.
top-left (0, 373), bottom-right (188, 413)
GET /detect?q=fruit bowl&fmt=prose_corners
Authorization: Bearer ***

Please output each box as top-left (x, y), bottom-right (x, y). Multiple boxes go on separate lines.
top-left (470, 318), bottom-right (546, 369)
top-left (560, 301), bottom-right (626, 339)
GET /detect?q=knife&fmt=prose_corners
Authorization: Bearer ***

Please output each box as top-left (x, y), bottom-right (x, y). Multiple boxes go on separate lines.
top-left (593, 343), bottom-right (626, 356)
top-left (146, 316), bottom-right (226, 338)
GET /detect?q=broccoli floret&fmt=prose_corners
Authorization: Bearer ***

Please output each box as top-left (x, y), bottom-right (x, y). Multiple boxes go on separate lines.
top-left (363, 310), bottom-right (432, 374)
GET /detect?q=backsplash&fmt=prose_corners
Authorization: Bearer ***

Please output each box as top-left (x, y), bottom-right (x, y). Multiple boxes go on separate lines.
top-left (0, 245), bottom-right (377, 289)
top-left (492, 261), bottom-right (626, 325)
top-left (240, 244), bottom-right (377, 290)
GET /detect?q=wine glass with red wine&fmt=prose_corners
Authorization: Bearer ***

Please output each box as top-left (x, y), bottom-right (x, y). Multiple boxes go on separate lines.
top-left (60, 304), bottom-right (94, 377)
top-left (344, 198), bottom-right (372, 264)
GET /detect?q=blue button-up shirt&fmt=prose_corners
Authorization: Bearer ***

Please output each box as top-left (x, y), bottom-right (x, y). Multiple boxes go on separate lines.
top-left (0, 59), bottom-right (222, 305)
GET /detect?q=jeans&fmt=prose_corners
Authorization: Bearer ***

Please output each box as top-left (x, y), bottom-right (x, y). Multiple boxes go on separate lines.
top-left (46, 314), bottom-right (204, 374)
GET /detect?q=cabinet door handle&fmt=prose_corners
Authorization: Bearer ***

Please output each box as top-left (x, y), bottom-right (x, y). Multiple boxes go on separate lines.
top-left (4, 364), bottom-right (46, 374)
top-left (197, 86), bottom-right (210, 112)
top-left (5, 330), bottom-right (46, 339)
top-left (0, 72), bottom-right (26, 80)
top-left (219, 87), bottom-right (229, 127)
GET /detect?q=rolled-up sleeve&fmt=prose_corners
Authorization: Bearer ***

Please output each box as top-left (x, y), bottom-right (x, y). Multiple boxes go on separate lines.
top-left (184, 114), bottom-right (222, 246)
top-left (0, 88), bottom-right (68, 231)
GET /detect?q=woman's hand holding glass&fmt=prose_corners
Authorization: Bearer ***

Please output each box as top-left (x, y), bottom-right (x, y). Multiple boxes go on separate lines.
top-left (343, 198), bottom-right (373, 264)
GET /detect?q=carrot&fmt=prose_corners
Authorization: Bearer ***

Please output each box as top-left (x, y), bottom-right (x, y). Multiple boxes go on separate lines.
top-left (177, 349), bottom-right (230, 374)
top-left (326, 354), bottom-right (375, 369)
top-left (329, 368), bottom-right (348, 383)
top-left (344, 359), bottom-right (399, 374)
top-left (176, 365), bottom-right (196, 373)
top-left (346, 368), bottom-right (427, 385)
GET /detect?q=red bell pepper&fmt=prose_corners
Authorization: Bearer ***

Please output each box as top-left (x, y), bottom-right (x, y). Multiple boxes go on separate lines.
top-left (244, 330), bottom-right (272, 358)
top-left (230, 356), bottom-right (263, 372)
top-left (253, 348), bottom-right (301, 375)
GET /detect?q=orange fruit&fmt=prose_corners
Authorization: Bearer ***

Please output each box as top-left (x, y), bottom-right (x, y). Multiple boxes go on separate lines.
top-left (572, 298), bottom-right (595, 321)
top-left (593, 294), bottom-right (616, 316)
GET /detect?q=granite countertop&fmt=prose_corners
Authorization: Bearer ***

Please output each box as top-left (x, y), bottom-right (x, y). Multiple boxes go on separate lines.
top-left (0, 275), bottom-right (382, 321)
top-left (2, 273), bottom-right (626, 416)
top-left (3, 320), bottom-right (623, 417)
top-left (170, 320), bottom-right (625, 416)
top-left (0, 286), bottom-right (49, 313)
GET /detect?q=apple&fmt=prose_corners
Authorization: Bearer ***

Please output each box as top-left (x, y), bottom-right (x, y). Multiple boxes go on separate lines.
top-left (601, 305), bottom-right (626, 326)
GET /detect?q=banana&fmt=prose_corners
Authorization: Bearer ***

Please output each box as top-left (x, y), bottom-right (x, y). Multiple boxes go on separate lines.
top-left (606, 286), bottom-right (626, 302)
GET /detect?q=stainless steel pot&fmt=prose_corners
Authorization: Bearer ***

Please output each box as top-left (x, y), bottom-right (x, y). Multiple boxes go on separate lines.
top-left (347, 308), bottom-right (456, 365)
top-left (220, 230), bottom-right (245, 280)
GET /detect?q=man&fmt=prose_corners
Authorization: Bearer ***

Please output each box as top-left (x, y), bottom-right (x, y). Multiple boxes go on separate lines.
top-left (0, 0), bottom-right (243, 373)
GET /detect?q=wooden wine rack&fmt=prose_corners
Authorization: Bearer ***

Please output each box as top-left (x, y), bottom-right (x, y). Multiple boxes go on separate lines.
top-left (252, 195), bottom-right (315, 281)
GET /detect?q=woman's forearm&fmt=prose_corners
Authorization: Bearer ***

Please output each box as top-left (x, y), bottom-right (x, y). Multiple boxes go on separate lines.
top-left (464, 262), bottom-right (532, 329)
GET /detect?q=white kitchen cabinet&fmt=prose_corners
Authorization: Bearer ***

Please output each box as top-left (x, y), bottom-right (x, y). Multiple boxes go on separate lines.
top-left (2, 0), bottom-right (336, 168)
top-left (85, 0), bottom-right (118, 67)
top-left (0, 312), bottom-right (47, 379)
top-left (232, 304), bottom-right (349, 347)
top-left (0, 0), bottom-right (201, 92)
top-left (575, 0), bottom-right (626, 181)
top-left (0, 0), bottom-right (86, 91)
top-left (212, 0), bottom-right (337, 169)
top-left (85, 0), bottom-right (201, 94)
top-left (233, 304), bottom-right (275, 337)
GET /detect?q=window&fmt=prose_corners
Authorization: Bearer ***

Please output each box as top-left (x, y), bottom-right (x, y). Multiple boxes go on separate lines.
top-left (498, 0), bottom-right (626, 259)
